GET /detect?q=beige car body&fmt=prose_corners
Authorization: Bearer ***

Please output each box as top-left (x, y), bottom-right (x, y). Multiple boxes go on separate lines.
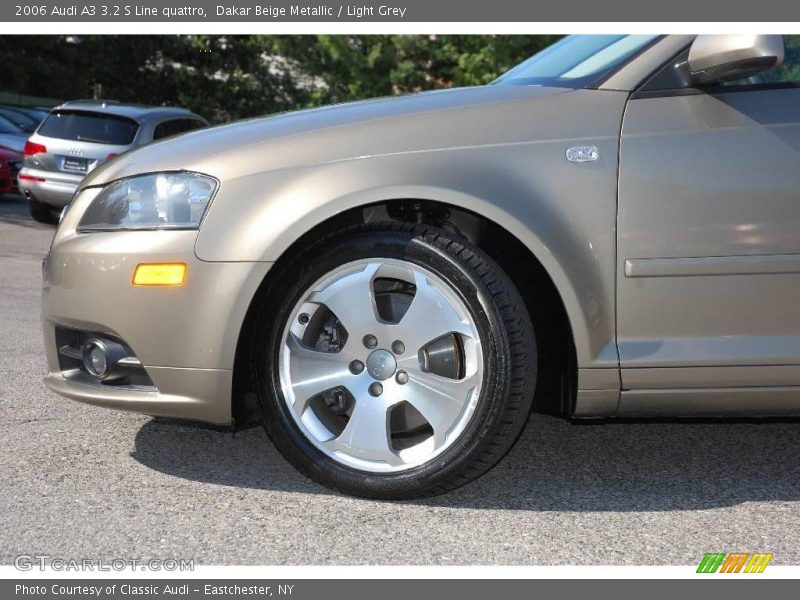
top-left (42, 34), bottom-right (800, 424)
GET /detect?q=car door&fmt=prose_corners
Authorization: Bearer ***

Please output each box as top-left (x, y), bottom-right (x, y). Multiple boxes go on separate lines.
top-left (616, 36), bottom-right (800, 414)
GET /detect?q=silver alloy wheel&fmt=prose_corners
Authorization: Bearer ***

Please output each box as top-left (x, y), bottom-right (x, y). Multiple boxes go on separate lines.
top-left (278, 258), bottom-right (484, 473)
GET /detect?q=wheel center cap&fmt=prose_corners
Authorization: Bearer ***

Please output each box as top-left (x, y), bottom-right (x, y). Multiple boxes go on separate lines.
top-left (366, 349), bottom-right (397, 381)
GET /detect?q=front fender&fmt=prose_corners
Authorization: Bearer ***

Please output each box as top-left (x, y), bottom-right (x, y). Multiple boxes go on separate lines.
top-left (195, 133), bottom-right (620, 372)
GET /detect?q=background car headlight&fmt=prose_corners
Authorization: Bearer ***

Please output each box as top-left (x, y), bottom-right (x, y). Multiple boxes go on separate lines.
top-left (77, 172), bottom-right (217, 231)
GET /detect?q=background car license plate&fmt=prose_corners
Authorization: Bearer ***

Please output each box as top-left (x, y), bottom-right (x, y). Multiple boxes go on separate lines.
top-left (63, 157), bottom-right (88, 173)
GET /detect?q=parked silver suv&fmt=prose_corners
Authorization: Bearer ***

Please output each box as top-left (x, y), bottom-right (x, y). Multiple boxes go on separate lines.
top-left (20, 100), bottom-right (207, 223)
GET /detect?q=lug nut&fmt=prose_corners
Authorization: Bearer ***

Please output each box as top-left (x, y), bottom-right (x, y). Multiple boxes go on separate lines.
top-left (298, 313), bottom-right (310, 325)
top-left (395, 370), bottom-right (408, 385)
top-left (391, 340), bottom-right (405, 355)
top-left (349, 360), bottom-right (365, 375)
top-left (369, 382), bottom-right (383, 397)
top-left (363, 334), bottom-right (378, 349)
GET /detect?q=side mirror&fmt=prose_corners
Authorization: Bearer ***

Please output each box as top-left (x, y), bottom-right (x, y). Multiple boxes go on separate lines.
top-left (688, 35), bottom-right (784, 84)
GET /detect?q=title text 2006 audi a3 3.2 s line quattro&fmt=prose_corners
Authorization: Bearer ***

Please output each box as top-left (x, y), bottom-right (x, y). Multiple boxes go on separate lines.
top-left (43, 34), bottom-right (800, 498)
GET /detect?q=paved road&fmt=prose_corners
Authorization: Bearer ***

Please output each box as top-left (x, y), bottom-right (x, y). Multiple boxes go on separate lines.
top-left (1, 192), bottom-right (800, 566)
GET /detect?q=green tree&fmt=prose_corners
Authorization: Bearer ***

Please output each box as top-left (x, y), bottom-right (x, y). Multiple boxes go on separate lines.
top-left (0, 35), bottom-right (556, 123)
top-left (769, 34), bottom-right (800, 83)
top-left (271, 35), bottom-right (558, 105)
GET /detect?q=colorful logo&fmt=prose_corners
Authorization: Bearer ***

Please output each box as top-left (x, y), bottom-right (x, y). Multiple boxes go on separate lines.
top-left (697, 552), bottom-right (773, 573)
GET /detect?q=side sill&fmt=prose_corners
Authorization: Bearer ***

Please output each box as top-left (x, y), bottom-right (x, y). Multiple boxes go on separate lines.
top-left (618, 386), bottom-right (800, 417)
top-left (573, 389), bottom-right (620, 417)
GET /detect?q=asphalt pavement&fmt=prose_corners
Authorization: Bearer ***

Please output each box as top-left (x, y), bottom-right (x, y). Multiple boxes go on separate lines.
top-left (2, 192), bottom-right (800, 566)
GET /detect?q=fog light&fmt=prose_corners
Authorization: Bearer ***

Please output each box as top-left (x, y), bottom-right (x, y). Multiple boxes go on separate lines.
top-left (82, 339), bottom-right (109, 377)
top-left (77, 337), bottom-right (137, 382)
top-left (132, 263), bottom-right (187, 286)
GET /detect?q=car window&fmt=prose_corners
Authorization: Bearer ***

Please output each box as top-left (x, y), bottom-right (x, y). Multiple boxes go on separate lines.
top-left (643, 35), bottom-right (800, 92)
top-left (24, 109), bottom-right (49, 122)
top-left (494, 35), bottom-right (661, 89)
top-left (153, 118), bottom-right (205, 140)
top-left (38, 110), bottom-right (139, 145)
top-left (0, 114), bottom-right (24, 134)
top-left (0, 108), bottom-right (37, 133)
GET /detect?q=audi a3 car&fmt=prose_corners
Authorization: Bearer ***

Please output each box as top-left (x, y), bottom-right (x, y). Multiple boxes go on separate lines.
top-left (43, 34), bottom-right (800, 498)
top-left (20, 100), bottom-right (207, 223)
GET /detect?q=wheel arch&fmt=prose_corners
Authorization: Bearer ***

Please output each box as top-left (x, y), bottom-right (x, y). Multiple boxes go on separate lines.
top-left (231, 194), bottom-right (580, 428)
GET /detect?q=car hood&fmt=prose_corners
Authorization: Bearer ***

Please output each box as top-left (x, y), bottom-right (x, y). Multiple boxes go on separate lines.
top-left (81, 84), bottom-right (572, 188)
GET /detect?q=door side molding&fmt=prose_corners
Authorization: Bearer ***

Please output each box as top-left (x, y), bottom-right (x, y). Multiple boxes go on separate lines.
top-left (625, 253), bottom-right (800, 278)
top-left (618, 386), bottom-right (800, 417)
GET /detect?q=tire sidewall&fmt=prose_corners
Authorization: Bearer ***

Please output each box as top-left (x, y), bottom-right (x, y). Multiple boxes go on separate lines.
top-left (254, 227), bottom-right (522, 498)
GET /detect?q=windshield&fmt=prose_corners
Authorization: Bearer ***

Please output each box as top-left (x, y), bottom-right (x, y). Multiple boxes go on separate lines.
top-left (495, 35), bottom-right (661, 88)
top-left (0, 108), bottom-right (38, 133)
top-left (0, 115), bottom-right (24, 135)
top-left (37, 110), bottom-right (139, 145)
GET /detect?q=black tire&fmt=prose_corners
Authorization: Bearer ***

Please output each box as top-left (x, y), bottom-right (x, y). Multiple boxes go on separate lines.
top-left (29, 197), bottom-right (59, 224)
top-left (251, 222), bottom-right (536, 499)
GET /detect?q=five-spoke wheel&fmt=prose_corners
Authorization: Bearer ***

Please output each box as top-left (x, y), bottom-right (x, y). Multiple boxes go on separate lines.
top-left (279, 259), bottom-right (483, 472)
top-left (253, 223), bottom-right (535, 499)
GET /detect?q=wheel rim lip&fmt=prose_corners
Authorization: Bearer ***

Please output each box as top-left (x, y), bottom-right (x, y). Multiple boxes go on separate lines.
top-left (277, 257), bottom-right (484, 474)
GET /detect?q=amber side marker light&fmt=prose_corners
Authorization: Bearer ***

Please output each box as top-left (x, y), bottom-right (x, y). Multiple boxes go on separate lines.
top-left (132, 263), bottom-right (187, 286)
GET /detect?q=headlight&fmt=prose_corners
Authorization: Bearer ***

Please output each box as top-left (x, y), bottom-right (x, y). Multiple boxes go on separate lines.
top-left (77, 172), bottom-right (217, 232)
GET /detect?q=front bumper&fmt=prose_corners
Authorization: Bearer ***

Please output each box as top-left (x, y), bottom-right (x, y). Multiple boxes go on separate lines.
top-left (42, 200), bottom-right (271, 424)
top-left (43, 366), bottom-right (235, 423)
top-left (20, 167), bottom-right (81, 207)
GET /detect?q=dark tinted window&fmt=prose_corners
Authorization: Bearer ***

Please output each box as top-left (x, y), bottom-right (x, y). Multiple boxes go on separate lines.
top-left (38, 110), bottom-right (139, 145)
top-left (0, 108), bottom-right (38, 133)
top-left (153, 118), bottom-right (205, 140)
top-left (0, 115), bottom-right (23, 134)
